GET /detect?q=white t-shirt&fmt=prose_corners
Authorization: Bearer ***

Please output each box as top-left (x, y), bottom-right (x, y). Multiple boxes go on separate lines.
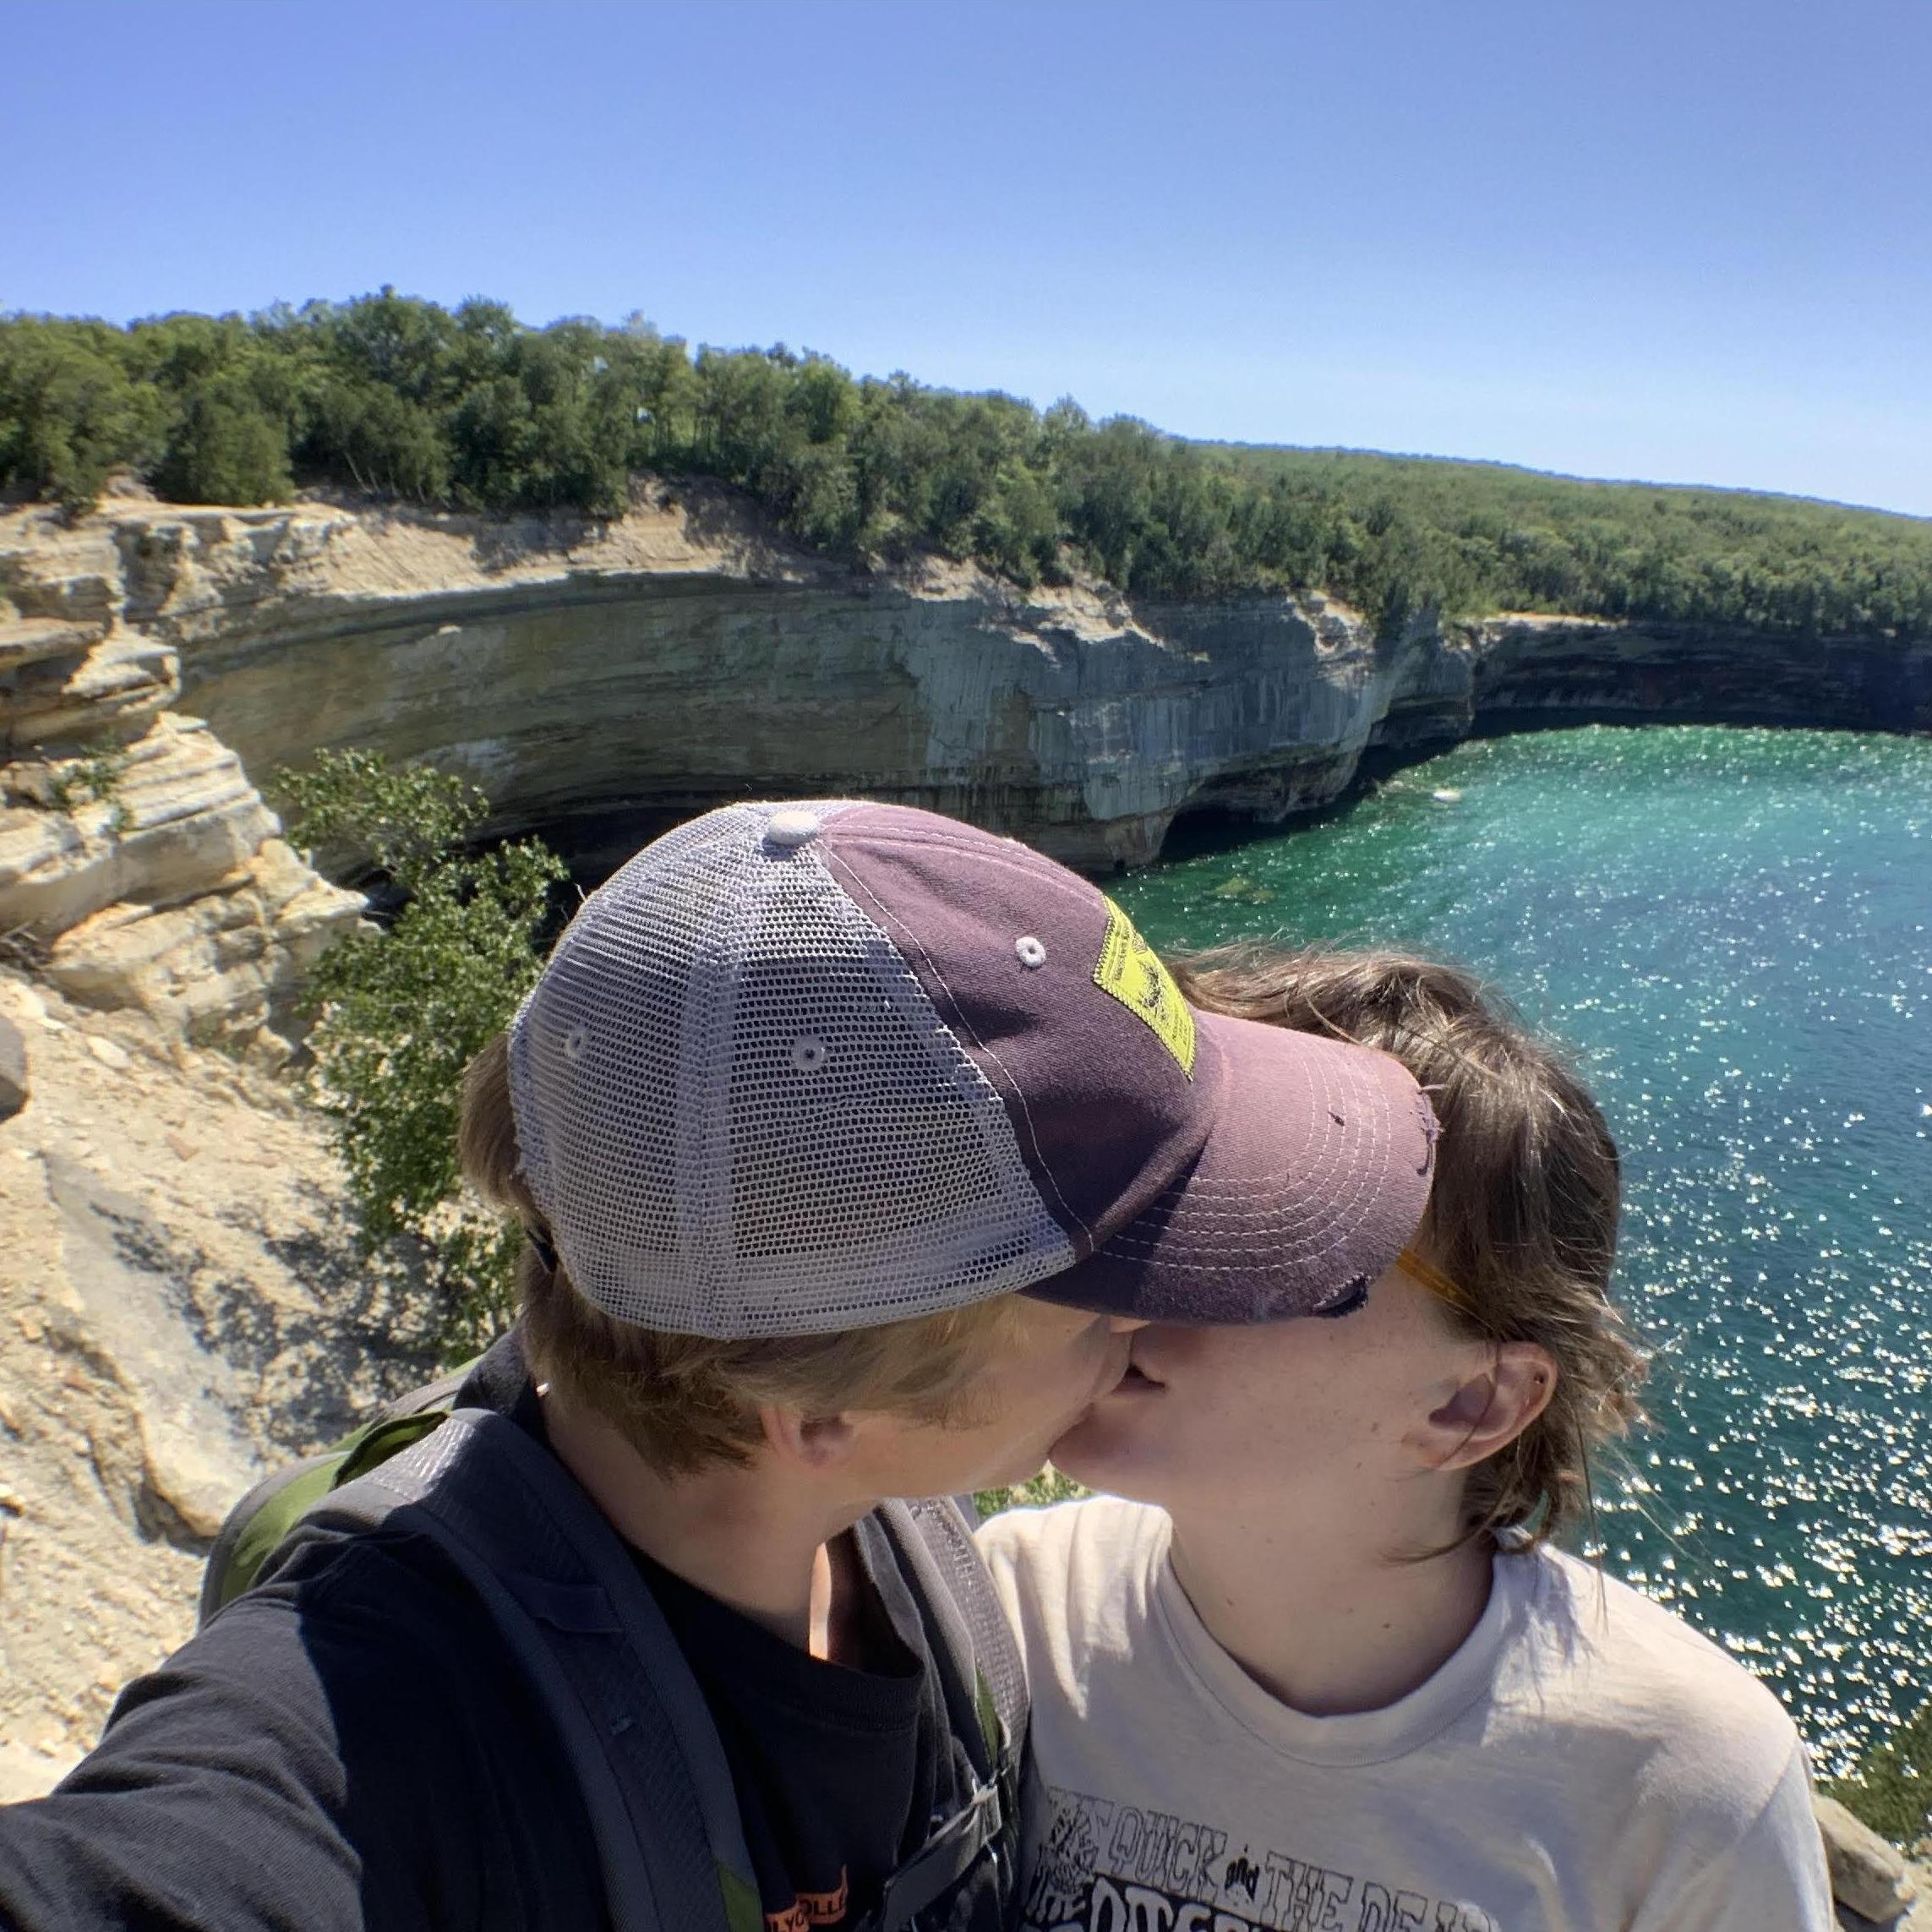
top-left (978, 1498), bottom-right (1832, 1932)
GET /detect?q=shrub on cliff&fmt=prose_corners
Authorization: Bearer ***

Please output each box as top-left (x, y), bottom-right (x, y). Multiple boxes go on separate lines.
top-left (276, 750), bottom-right (569, 1352)
top-left (973, 1465), bottom-right (1089, 1523)
top-left (1820, 1699), bottom-right (1932, 1846)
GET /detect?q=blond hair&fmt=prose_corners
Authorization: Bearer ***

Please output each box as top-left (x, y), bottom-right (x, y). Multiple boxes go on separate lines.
top-left (458, 1031), bottom-right (1029, 1475)
top-left (1170, 944), bottom-right (1648, 1551)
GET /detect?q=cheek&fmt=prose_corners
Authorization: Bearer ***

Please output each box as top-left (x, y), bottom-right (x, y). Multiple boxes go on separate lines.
top-left (1176, 1329), bottom-right (1300, 1406)
top-left (973, 1317), bottom-right (1111, 1425)
top-left (1160, 1330), bottom-right (1359, 1464)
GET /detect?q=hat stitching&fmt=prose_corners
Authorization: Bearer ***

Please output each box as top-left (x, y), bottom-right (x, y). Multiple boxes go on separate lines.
top-left (1099, 1168), bottom-right (1389, 1268)
top-left (1128, 1035), bottom-right (1385, 1208)
top-left (1108, 1095), bottom-right (1363, 1238)
top-left (1105, 1197), bottom-right (1362, 1229)
top-left (832, 825), bottom-right (1105, 918)
top-left (1098, 1215), bottom-right (1357, 1251)
top-left (1100, 1182), bottom-right (1381, 1262)
top-left (1100, 1046), bottom-right (1406, 1269)
top-left (1097, 1209), bottom-right (1361, 1256)
top-left (1096, 1222), bottom-right (1361, 1269)
top-left (821, 843), bottom-right (1099, 1247)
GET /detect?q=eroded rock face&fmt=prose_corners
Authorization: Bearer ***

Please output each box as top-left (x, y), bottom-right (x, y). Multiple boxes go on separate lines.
top-left (1469, 614), bottom-right (1932, 732)
top-left (8, 494), bottom-right (1929, 887)
top-left (6, 494), bottom-right (1474, 873)
top-left (2, 714), bottom-right (276, 936)
top-left (0, 971), bottom-right (443, 1798)
top-left (0, 511), bottom-right (364, 1047)
top-left (44, 834), bottom-right (360, 1050)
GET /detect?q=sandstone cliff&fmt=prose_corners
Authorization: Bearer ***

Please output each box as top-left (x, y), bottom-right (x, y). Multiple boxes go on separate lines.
top-left (1465, 610), bottom-right (1932, 738)
top-left (0, 506), bottom-right (364, 1051)
top-left (10, 490), bottom-right (1923, 896)
top-left (0, 970), bottom-right (441, 1803)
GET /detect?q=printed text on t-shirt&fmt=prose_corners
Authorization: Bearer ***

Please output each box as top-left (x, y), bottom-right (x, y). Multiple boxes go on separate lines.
top-left (1023, 1787), bottom-right (1500, 1932)
top-left (766, 1867), bottom-right (849, 1932)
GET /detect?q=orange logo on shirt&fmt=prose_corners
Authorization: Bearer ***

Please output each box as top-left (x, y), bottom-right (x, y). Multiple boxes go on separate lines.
top-left (765, 1868), bottom-right (849, 1932)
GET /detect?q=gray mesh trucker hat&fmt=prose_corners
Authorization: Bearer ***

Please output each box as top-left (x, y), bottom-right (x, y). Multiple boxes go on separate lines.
top-left (507, 800), bottom-right (1435, 1338)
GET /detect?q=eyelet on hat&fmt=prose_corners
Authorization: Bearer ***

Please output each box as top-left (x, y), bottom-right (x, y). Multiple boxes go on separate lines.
top-left (764, 810), bottom-right (821, 851)
top-left (790, 1035), bottom-right (830, 1073)
top-left (562, 1023), bottom-right (589, 1062)
top-left (1014, 936), bottom-right (1047, 969)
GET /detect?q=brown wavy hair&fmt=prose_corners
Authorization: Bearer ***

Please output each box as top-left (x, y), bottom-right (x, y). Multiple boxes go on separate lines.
top-left (458, 1030), bottom-right (1028, 1475)
top-left (1170, 943), bottom-right (1648, 1553)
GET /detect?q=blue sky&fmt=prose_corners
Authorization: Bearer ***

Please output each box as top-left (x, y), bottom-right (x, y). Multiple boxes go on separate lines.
top-left (10, 0), bottom-right (1929, 515)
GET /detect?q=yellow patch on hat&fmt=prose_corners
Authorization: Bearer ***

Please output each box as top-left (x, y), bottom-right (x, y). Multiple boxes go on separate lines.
top-left (1093, 897), bottom-right (1197, 1076)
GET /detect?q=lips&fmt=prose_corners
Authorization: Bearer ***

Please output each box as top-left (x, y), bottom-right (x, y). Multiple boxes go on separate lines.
top-left (1114, 1340), bottom-right (1166, 1395)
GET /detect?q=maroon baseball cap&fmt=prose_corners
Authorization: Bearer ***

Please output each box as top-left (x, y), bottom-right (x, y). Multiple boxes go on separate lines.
top-left (508, 799), bottom-right (1436, 1338)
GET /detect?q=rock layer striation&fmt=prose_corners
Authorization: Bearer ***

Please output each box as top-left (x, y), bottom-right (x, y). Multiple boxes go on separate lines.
top-left (0, 508), bottom-right (364, 1049)
top-left (8, 492), bottom-right (1929, 887)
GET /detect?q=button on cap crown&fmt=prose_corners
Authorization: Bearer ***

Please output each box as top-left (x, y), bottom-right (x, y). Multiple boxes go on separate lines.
top-left (764, 810), bottom-right (821, 850)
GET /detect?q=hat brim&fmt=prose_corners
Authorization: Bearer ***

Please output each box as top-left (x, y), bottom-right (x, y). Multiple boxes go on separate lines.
top-left (1029, 1010), bottom-right (1436, 1324)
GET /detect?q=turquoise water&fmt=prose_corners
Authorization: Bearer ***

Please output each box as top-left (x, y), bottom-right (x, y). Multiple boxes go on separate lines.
top-left (1113, 725), bottom-right (1932, 1771)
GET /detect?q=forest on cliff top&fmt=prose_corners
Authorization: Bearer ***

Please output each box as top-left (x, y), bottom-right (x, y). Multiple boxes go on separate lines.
top-left (4, 292), bottom-right (1929, 638)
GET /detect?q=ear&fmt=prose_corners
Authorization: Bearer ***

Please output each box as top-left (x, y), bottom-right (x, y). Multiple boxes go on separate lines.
top-left (759, 1405), bottom-right (860, 1471)
top-left (1417, 1344), bottom-right (1558, 1472)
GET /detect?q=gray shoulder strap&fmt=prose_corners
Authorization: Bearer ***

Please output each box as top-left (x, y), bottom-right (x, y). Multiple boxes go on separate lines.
top-left (290, 1408), bottom-right (759, 1932)
top-left (894, 1496), bottom-right (1029, 1771)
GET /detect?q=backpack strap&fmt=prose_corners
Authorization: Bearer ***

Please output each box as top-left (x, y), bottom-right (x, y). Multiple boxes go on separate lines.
top-left (279, 1407), bottom-right (762, 1932)
top-left (861, 1498), bottom-right (1029, 1932)
top-left (903, 1496), bottom-right (1029, 1776)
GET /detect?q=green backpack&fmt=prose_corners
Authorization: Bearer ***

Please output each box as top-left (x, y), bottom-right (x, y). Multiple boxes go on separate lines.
top-left (199, 1362), bottom-right (473, 1624)
top-left (198, 1362), bottom-right (1026, 1932)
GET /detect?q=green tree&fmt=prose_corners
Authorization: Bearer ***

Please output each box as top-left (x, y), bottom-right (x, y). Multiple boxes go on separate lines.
top-left (0, 318), bottom-right (167, 507)
top-left (276, 750), bottom-right (569, 1351)
top-left (156, 379), bottom-right (293, 504)
top-left (8, 292), bottom-right (1932, 636)
top-left (305, 375), bottom-right (451, 500)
